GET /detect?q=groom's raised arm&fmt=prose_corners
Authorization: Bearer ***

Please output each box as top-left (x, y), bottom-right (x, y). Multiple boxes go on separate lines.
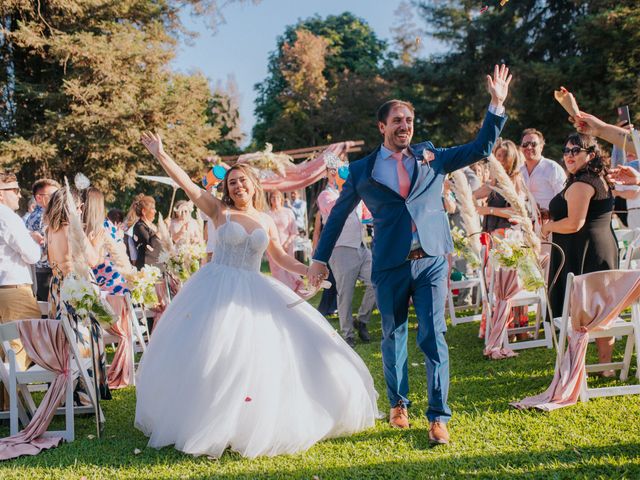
top-left (312, 168), bottom-right (361, 264)
top-left (430, 108), bottom-right (507, 174)
top-left (428, 64), bottom-right (511, 174)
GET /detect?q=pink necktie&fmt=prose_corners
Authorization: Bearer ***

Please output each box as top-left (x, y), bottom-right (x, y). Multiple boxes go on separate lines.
top-left (391, 151), bottom-right (416, 232)
top-left (391, 152), bottom-right (410, 198)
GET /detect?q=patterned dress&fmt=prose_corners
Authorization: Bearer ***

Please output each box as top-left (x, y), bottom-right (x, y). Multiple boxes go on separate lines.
top-left (92, 219), bottom-right (129, 295)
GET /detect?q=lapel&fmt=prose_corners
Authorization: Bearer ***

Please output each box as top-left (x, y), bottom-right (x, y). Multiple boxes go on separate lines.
top-left (366, 146), bottom-right (405, 201)
top-left (407, 144), bottom-right (436, 202)
top-left (407, 145), bottom-right (420, 191)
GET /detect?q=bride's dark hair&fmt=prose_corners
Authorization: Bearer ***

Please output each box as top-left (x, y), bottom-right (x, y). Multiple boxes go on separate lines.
top-left (222, 164), bottom-right (265, 211)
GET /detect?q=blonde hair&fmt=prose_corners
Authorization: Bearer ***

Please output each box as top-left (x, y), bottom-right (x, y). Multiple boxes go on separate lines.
top-left (45, 188), bottom-right (80, 231)
top-left (222, 164), bottom-right (265, 211)
top-left (268, 190), bottom-right (283, 210)
top-left (81, 187), bottom-right (105, 237)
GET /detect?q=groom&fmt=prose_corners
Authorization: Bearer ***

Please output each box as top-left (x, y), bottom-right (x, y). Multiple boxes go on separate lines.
top-left (309, 64), bottom-right (511, 445)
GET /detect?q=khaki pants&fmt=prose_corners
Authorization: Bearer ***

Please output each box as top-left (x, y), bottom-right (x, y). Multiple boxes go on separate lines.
top-left (0, 285), bottom-right (41, 378)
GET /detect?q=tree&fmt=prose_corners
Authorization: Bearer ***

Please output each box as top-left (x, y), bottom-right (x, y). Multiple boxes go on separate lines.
top-left (207, 74), bottom-right (244, 155)
top-left (252, 12), bottom-right (389, 150)
top-left (390, 1), bottom-right (423, 66)
top-left (0, 0), bottom-right (255, 203)
top-left (408, 0), bottom-right (639, 157)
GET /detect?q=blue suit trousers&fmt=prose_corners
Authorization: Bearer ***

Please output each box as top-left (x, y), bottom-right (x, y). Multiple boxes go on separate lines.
top-left (371, 254), bottom-right (452, 423)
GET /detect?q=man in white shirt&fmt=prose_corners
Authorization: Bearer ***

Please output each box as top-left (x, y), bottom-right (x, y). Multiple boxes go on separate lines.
top-left (519, 128), bottom-right (567, 210)
top-left (0, 172), bottom-right (42, 369)
top-left (316, 156), bottom-right (376, 347)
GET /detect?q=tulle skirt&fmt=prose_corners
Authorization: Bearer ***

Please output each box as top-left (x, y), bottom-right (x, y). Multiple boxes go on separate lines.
top-left (135, 262), bottom-right (379, 458)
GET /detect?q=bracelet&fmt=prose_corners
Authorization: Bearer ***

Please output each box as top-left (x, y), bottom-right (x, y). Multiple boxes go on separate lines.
top-left (490, 208), bottom-right (494, 215)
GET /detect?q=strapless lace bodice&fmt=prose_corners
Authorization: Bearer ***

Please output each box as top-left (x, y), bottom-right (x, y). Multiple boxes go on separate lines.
top-left (212, 219), bottom-right (269, 272)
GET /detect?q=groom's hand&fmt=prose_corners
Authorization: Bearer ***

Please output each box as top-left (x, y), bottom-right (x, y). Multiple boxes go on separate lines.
top-left (308, 261), bottom-right (329, 288)
top-left (486, 64), bottom-right (512, 110)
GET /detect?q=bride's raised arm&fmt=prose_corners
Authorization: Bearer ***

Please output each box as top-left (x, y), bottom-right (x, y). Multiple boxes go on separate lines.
top-left (141, 131), bottom-right (222, 220)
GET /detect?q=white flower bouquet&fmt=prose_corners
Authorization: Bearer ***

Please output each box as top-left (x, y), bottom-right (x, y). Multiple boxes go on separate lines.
top-left (451, 226), bottom-right (481, 269)
top-left (490, 229), bottom-right (544, 291)
top-left (130, 265), bottom-right (162, 307)
top-left (160, 242), bottom-right (206, 282)
top-left (61, 274), bottom-right (114, 325)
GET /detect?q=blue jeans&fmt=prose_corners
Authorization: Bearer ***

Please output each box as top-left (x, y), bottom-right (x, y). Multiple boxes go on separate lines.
top-left (371, 255), bottom-right (451, 423)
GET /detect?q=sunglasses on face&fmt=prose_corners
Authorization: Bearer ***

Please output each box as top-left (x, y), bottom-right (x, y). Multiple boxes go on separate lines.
top-left (521, 141), bottom-right (538, 148)
top-left (562, 146), bottom-right (586, 157)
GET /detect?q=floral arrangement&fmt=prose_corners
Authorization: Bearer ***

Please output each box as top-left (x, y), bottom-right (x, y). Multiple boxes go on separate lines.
top-left (490, 229), bottom-right (544, 291)
top-left (130, 265), bottom-right (162, 306)
top-left (61, 274), bottom-right (114, 325)
top-left (451, 226), bottom-right (481, 269)
top-left (237, 143), bottom-right (294, 177)
top-left (159, 242), bottom-right (206, 282)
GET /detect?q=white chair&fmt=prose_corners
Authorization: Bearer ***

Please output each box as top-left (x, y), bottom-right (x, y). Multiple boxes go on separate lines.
top-left (616, 228), bottom-right (640, 261)
top-left (553, 273), bottom-right (640, 402)
top-left (484, 257), bottom-right (553, 351)
top-left (621, 233), bottom-right (640, 270)
top-left (37, 301), bottom-right (49, 318)
top-left (447, 270), bottom-right (483, 325)
top-left (0, 320), bottom-right (75, 441)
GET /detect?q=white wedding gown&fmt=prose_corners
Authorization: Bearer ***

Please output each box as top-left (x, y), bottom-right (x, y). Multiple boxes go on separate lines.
top-left (135, 212), bottom-right (379, 458)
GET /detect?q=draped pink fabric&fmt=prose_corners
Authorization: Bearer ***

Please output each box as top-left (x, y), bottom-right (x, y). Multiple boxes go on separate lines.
top-left (512, 270), bottom-right (640, 411)
top-left (150, 281), bottom-right (170, 332)
top-left (483, 268), bottom-right (521, 359)
top-left (105, 295), bottom-right (133, 390)
top-left (0, 320), bottom-right (70, 460)
top-left (246, 142), bottom-right (357, 192)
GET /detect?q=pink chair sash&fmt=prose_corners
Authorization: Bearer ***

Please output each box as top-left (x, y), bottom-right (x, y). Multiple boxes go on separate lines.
top-left (512, 270), bottom-right (640, 411)
top-left (484, 268), bottom-right (521, 359)
top-left (0, 319), bottom-right (70, 460)
top-left (150, 281), bottom-right (170, 332)
top-left (105, 295), bottom-right (133, 390)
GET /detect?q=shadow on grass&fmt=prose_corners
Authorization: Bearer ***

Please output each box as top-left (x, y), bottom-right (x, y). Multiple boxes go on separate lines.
top-left (4, 441), bottom-right (640, 479)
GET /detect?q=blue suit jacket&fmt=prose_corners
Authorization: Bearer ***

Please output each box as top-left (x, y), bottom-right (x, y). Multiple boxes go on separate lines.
top-left (314, 111), bottom-right (507, 272)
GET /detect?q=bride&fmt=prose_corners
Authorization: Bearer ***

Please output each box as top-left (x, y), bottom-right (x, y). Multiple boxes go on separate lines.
top-left (135, 132), bottom-right (379, 458)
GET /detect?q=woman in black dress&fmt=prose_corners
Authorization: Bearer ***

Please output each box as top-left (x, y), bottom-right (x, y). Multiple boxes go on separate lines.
top-left (543, 133), bottom-right (618, 371)
top-left (475, 139), bottom-right (533, 234)
top-left (131, 194), bottom-right (163, 270)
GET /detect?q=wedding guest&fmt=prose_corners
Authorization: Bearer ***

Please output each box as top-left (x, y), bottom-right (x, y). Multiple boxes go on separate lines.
top-left (543, 134), bottom-right (618, 374)
top-left (266, 190), bottom-right (302, 291)
top-left (519, 128), bottom-right (566, 211)
top-left (45, 187), bottom-right (111, 401)
top-left (317, 157), bottom-right (377, 347)
top-left (288, 190), bottom-right (308, 262)
top-left (131, 194), bottom-right (162, 269)
top-left (24, 178), bottom-right (60, 301)
top-left (475, 139), bottom-right (532, 234)
top-left (169, 200), bottom-right (200, 247)
top-left (124, 203), bottom-right (139, 264)
top-left (0, 172), bottom-right (41, 370)
top-left (21, 196), bottom-right (36, 222)
top-left (107, 209), bottom-right (126, 236)
top-left (81, 187), bottom-right (128, 295)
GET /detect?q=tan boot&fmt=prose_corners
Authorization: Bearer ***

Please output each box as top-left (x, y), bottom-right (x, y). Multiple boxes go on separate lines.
top-left (389, 402), bottom-right (409, 429)
top-left (428, 421), bottom-right (449, 445)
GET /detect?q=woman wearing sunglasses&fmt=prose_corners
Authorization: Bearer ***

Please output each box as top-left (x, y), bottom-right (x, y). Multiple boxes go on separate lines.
top-left (543, 133), bottom-right (618, 374)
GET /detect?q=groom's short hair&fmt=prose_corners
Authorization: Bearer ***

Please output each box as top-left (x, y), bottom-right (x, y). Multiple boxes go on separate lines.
top-left (377, 100), bottom-right (415, 124)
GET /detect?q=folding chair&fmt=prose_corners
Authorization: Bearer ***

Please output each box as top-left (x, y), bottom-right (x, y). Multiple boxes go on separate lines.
top-left (484, 256), bottom-right (553, 352)
top-left (447, 268), bottom-right (483, 325)
top-left (554, 273), bottom-right (640, 402)
top-left (0, 320), bottom-right (75, 441)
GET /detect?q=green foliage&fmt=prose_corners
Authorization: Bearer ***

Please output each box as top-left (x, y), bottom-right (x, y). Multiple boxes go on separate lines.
top-left (252, 12), bottom-right (390, 150)
top-left (3, 286), bottom-right (640, 479)
top-left (0, 0), bottom-right (249, 204)
top-left (407, 0), bottom-right (640, 157)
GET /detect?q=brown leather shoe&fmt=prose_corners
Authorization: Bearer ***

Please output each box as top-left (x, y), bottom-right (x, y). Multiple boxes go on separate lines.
top-left (428, 421), bottom-right (449, 445)
top-left (389, 402), bottom-right (409, 429)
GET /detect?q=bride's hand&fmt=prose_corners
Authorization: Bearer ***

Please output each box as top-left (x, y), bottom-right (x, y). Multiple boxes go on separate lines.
top-left (141, 131), bottom-right (165, 158)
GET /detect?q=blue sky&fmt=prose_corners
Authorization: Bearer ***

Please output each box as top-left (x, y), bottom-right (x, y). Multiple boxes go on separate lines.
top-left (172, 0), bottom-right (444, 143)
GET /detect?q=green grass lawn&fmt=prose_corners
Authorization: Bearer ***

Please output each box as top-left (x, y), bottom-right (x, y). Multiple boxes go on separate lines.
top-left (2, 287), bottom-right (640, 479)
